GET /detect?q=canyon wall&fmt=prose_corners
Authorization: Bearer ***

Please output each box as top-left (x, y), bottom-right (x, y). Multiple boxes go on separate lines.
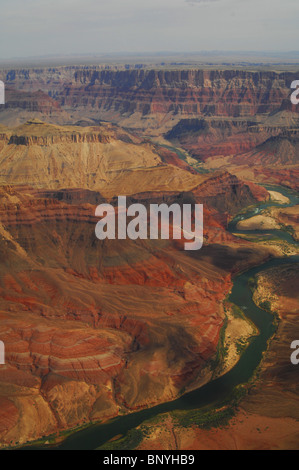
top-left (1, 68), bottom-right (298, 130)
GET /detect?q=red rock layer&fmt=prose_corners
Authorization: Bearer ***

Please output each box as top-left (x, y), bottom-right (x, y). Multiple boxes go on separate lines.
top-left (1, 68), bottom-right (298, 127)
top-left (0, 182), bottom-right (268, 446)
top-left (4, 88), bottom-right (62, 114)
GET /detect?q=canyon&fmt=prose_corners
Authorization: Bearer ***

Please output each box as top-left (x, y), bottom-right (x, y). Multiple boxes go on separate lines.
top-left (0, 120), bottom-right (271, 447)
top-left (1, 66), bottom-right (298, 192)
top-left (0, 64), bottom-right (298, 449)
top-left (135, 264), bottom-right (299, 451)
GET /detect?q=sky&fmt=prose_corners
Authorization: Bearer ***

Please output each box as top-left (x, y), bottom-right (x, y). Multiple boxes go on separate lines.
top-left (0, 0), bottom-right (298, 59)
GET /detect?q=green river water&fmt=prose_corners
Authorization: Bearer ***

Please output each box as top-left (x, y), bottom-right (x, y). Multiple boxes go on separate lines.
top-left (22, 185), bottom-right (298, 450)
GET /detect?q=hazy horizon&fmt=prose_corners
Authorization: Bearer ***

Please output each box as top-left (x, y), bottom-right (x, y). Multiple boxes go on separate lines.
top-left (0, 0), bottom-right (298, 61)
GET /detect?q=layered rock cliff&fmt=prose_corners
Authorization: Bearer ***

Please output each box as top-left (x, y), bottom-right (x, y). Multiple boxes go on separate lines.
top-left (1, 67), bottom-right (298, 131)
top-left (0, 120), bottom-right (203, 197)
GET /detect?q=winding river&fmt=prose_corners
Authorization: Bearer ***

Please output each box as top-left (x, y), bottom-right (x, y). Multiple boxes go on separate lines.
top-left (24, 185), bottom-right (298, 450)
